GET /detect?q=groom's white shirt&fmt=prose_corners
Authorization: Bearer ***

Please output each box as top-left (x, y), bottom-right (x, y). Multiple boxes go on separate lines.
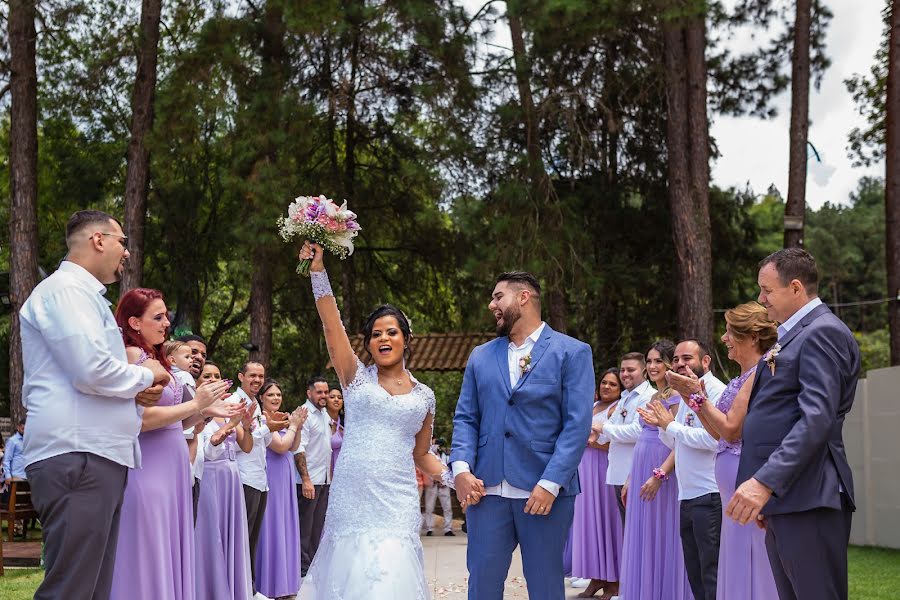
top-left (452, 322), bottom-right (561, 498)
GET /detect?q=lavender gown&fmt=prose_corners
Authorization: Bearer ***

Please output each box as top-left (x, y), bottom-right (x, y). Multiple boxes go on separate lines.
top-left (715, 367), bottom-right (778, 599)
top-left (330, 420), bottom-right (343, 476)
top-left (110, 364), bottom-right (194, 599)
top-left (619, 394), bottom-right (693, 600)
top-left (571, 404), bottom-right (624, 582)
top-left (254, 429), bottom-right (301, 598)
top-left (194, 420), bottom-right (253, 600)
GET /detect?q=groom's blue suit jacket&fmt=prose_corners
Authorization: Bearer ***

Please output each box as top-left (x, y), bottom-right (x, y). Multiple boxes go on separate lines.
top-left (738, 303), bottom-right (860, 515)
top-left (450, 326), bottom-right (594, 496)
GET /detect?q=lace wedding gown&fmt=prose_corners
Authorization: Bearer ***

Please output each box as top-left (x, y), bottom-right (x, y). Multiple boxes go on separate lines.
top-left (298, 357), bottom-right (435, 600)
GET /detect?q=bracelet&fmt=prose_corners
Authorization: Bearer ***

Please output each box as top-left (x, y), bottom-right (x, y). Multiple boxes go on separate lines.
top-left (440, 469), bottom-right (456, 489)
top-left (652, 468), bottom-right (668, 481)
top-left (688, 393), bottom-right (707, 412)
top-left (311, 270), bottom-right (334, 300)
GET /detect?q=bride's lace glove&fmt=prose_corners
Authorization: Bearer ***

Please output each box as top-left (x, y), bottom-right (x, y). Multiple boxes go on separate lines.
top-left (440, 469), bottom-right (456, 489)
top-left (311, 270), bottom-right (334, 300)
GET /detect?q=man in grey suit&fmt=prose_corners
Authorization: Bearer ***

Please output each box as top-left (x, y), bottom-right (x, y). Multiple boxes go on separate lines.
top-left (728, 248), bottom-right (860, 600)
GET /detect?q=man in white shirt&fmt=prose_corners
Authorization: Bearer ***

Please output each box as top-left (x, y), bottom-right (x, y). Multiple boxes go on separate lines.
top-left (295, 375), bottom-right (333, 577)
top-left (20, 210), bottom-right (170, 600)
top-left (659, 339), bottom-right (727, 600)
top-left (597, 351), bottom-right (656, 521)
top-left (424, 437), bottom-right (454, 536)
top-left (233, 360), bottom-right (271, 598)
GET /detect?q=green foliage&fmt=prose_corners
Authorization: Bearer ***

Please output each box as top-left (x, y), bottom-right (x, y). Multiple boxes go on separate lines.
top-left (855, 328), bottom-right (891, 375)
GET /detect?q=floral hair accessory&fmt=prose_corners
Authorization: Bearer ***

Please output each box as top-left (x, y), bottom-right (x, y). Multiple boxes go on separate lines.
top-left (764, 343), bottom-right (782, 376)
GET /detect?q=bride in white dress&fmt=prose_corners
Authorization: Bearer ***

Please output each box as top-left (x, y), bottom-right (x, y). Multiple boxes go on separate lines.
top-left (296, 241), bottom-right (455, 600)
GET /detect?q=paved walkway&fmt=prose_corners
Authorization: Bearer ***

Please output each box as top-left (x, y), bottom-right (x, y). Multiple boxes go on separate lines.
top-left (421, 528), bottom-right (595, 599)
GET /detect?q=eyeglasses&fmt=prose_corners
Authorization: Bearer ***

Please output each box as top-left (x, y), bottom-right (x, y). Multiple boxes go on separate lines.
top-left (94, 232), bottom-right (128, 249)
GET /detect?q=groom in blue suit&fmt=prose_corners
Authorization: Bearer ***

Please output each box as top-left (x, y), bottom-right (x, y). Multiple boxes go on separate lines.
top-left (451, 271), bottom-right (594, 600)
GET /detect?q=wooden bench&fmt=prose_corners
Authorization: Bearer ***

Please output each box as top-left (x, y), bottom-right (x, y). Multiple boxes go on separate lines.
top-left (1, 480), bottom-right (38, 542)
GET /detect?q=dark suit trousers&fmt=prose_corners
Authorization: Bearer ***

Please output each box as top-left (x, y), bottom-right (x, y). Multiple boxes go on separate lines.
top-left (765, 493), bottom-right (853, 600)
top-left (191, 477), bottom-right (200, 527)
top-left (26, 452), bottom-right (129, 600)
top-left (614, 485), bottom-right (626, 523)
top-left (298, 483), bottom-right (330, 576)
top-left (243, 485), bottom-right (268, 592)
top-left (680, 492), bottom-right (722, 600)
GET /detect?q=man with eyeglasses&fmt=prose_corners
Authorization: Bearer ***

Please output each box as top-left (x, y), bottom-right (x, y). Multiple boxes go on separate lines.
top-left (19, 210), bottom-right (170, 599)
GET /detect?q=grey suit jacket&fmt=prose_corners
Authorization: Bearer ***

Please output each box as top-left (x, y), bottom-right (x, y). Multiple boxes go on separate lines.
top-left (737, 303), bottom-right (860, 515)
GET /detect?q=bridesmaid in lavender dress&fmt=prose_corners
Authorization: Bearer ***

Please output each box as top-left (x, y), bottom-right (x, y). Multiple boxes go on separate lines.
top-left (597, 340), bottom-right (692, 600)
top-left (668, 302), bottom-right (779, 600)
top-left (327, 387), bottom-right (344, 476)
top-left (194, 405), bottom-right (255, 599)
top-left (572, 368), bottom-right (625, 599)
top-left (255, 381), bottom-right (307, 599)
top-left (109, 288), bottom-right (233, 600)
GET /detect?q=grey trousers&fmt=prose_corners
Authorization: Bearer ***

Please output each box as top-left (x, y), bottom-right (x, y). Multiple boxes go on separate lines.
top-left (26, 452), bottom-right (128, 600)
top-left (243, 485), bottom-right (268, 593)
top-left (298, 483), bottom-right (330, 576)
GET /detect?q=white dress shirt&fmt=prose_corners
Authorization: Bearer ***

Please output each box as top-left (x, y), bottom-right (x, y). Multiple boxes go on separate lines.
top-left (659, 398), bottom-right (720, 501)
top-left (19, 261), bottom-right (154, 469)
top-left (295, 399), bottom-right (332, 485)
top-left (600, 380), bottom-right (655, 485)
top-left (778, 297), bottom-right (823, 340)
top-left (452, 322), bottom-right (561, 498)
top-left (234, 387), bottom-right (272, 491)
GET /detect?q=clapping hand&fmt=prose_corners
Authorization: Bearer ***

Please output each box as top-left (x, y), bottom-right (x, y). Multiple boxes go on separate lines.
top-left (666, 369), bottom-right (702, 399)
top-left (644, 399), bottom-right (674, 429)
top-left (289, 406), bottom-right (309, 429)
top-left (194, 380), bottom-right (233, 416)
top-left (264, 410), bottom-right (291, 433)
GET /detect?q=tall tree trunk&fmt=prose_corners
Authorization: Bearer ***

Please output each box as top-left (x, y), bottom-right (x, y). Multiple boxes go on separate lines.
top-left (121, 0), bottom-right (163, 293)
top-left (784, 0), bottom-right (812, 248)
top-left (508, 8), bottom-right (567, 333)
top-left (8, 0), bottom-right (39, 426)
top-left (249, 246), bottom-right (273, 368)
top-left (246, 0), bottom-right (285, 369)
top-left (886, 0), bottom-right (900, 365)
top-left (664, 8), bottom-right (714, 346)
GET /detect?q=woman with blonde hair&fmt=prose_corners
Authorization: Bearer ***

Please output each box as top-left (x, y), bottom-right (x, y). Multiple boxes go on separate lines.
top-left (667, 302), bottom-right (779, 599)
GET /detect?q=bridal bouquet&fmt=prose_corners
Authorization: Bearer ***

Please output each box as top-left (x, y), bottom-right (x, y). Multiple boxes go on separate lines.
top-left (277, 195), bottom-right (361, 276)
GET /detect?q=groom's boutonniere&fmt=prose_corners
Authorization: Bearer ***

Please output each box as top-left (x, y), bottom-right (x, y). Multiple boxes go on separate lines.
top-left (764, 343), bottom-right (782, 376)
top-left (519, 353), bottom-right (532, 377)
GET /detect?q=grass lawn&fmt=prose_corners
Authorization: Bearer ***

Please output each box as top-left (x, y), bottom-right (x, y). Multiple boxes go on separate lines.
top-left (1, 544), bottom-right (898, 598)
top-left (849, 545), bottom-right (900, 599)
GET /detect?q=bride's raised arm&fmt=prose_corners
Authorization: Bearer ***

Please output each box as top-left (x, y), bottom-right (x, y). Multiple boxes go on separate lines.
top-left (301, 241), bottom-right (358, 387)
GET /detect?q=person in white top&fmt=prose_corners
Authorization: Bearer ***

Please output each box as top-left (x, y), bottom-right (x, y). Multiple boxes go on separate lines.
top-left (645, 339), bottom-right (727, 600)
top-left (295, 375), bottom-right (333, 577)
top-left (424, 437), bottom-right (454, 536)
top-left (19, 210), bottom-right (171, 600)
top-left (232, 360), bottom-right (287, 599)
top-left (596, 351), bottom-right (656, 520)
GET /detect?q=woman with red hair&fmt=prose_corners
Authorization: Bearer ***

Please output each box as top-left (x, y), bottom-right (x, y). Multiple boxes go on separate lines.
top-left (109, 288), bottom-right (238, 600)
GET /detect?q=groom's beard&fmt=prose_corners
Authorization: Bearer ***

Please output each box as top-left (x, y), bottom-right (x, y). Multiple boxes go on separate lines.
top-left (496, 304), bottom-right (521, 338)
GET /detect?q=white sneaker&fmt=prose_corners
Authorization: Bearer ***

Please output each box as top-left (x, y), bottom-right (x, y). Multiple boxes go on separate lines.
top-left (254, 593), bottom-right (271, 600)
top-left (571, 578), bottom-right (591, 588)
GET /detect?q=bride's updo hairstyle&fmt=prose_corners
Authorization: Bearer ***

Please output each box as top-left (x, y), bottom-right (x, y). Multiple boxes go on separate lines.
top-left (362, 304), bottom-right (413, 363)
